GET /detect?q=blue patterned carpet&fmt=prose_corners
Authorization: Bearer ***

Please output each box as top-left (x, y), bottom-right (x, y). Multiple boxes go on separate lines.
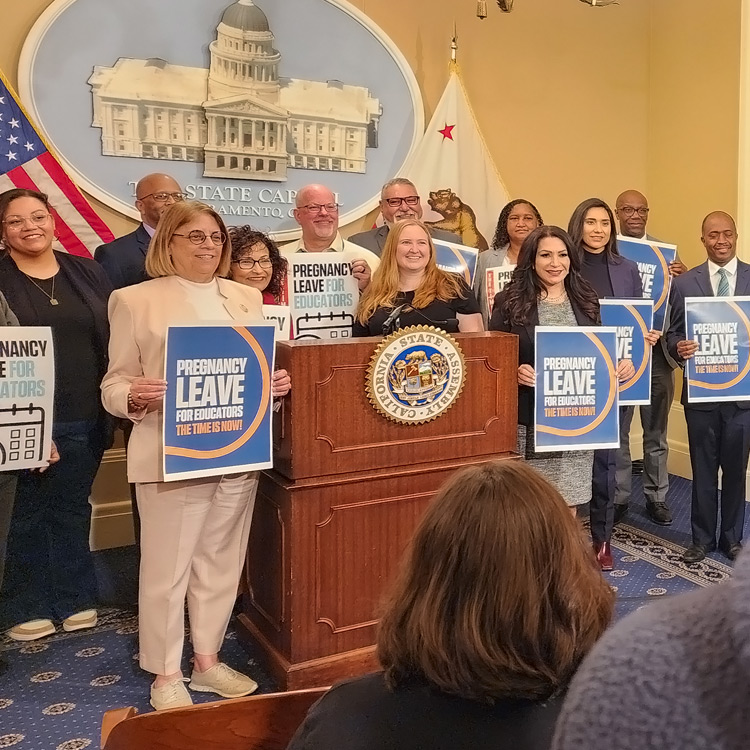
top-left (0, 473), bottom-right (740, 750)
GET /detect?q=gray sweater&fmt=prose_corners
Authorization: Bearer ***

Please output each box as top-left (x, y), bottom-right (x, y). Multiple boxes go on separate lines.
top-left (552, 551), bottom-right (749, 749)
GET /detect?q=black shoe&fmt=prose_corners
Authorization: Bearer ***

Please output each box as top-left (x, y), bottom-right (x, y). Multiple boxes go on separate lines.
top-left (681, 544), bottom-right (713, 564)
top-left (721, 542), bottom-right (743, 562)
top-left (646, 501), bottom-right (673, 526)
top-left (613, 504), bottom-right (629, 525)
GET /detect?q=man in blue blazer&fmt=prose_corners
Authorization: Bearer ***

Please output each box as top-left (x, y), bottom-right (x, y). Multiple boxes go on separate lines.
top-left (667, 211), bottom-right (750, 563)
top-left (94, 173), bottom-right (184, 289)
top-left (348, 178), bottom-right (460, 257)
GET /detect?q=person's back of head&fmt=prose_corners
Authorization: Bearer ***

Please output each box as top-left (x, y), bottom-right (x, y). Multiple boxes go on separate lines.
top-left (377, 460), bottom-right (615, 703)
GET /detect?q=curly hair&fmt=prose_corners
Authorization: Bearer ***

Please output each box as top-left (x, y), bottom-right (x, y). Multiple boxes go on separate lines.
top-left (498, 225), bottom-right (600, 327)
top-left (378, 460), bottom-right (615, 702)
top-left (567, 198), bottom-right (621, 263)
top-left (227, 226), bottom-right (288, 302)
top-left (490, 199), bottom-right (544, 250)
top-left (356, 219), bottom-right (465, 324)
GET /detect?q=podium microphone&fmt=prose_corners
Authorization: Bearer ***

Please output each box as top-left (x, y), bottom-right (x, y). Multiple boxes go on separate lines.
top-left (382, 304), bottom-right (406, 335)
top-left (402, 305), bottom-right (458, 333)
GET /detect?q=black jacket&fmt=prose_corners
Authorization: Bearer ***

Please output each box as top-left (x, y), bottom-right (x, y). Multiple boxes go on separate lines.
top-left (95, 223), bottom-right (150, 289)
top-left (489, 293), bottom-right (598, 425)
top-left (0, 251), bottom-right (114, 449)
top-left (287, 672), bottom-right (562, 750)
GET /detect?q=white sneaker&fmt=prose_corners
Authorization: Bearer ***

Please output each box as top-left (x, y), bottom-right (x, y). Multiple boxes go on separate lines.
top-left (7, 619), bottom-right (56, 641)
top-left (189, 662), bottom-right (259, 698)
top-left (62, 609), bottom-right (98, 632)
top-left (150, 678), bottom-right (193, 711)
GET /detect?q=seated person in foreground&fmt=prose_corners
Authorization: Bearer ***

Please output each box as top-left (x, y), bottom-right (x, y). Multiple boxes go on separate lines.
top-left (287, 461), bottom-right (615, 750)
top-left (552, 547), bottom-right (750, 750)
top-left (353, 219), bottom-right (483, 336)
top-left (227, 226), bottom-right (288, 304)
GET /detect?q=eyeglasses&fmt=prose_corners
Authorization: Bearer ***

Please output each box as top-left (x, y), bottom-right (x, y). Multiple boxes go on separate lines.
top-left (299, 203), bottom-right (339, 214)
top-left (3, 212), bottom-right (51, 231)
top-left (173, 231), bottom-right (226, 245)
top-left (383, 196), bottom-right (420, 208)
top-left (233, 257), bottom-right (273, 269)
top-left (617, 206), bottom-right (649, 218)
top-left (138, 192), bottom-right (186, 203)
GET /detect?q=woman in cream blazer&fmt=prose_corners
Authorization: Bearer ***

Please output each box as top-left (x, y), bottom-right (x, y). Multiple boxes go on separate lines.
top-left (101, 201), bottom-right (290, 711)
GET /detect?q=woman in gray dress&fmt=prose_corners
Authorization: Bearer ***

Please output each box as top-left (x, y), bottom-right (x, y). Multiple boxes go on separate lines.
top-left (489, 226), bottom-right (634, 529)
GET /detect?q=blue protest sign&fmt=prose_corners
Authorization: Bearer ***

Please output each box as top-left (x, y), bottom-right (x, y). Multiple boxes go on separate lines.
top-left (163, 324), bottom-right (276, 481)
top-left (600, 299), bottom-right (654, 406)
top-left (616, 236), bottom-right (677, 332)
top-left (534, 326), bottom-right (620, 451)
top-left (433, 240), bottom-right (479, 287)
top-left (685, 297), bottom-right (750, 403)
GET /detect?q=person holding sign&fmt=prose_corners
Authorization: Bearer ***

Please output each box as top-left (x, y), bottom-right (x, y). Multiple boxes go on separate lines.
top-left (102, 201), bottom-right (291, 711)
top-left (353, 220), bottom-right (483, 336)
top-left (288, 461), bottom-right (614, 750)
top-left (0, 188), bottom-right (112, 642)
top-left (613, 190), bottom-right (686, 527)
top-left (489, 225), bottom-right (633, 570)
top-left (568, 198), bottom-right (656, 568)
top-left (228, 226), bottom-right (288, 304)
top-left (474, 199), bottom-right (543, 322)
top-left (667, 211), bottom-right (750, 564)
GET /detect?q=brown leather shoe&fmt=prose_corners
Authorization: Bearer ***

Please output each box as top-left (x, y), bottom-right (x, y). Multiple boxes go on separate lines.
top-left (593, 541), bottom-right (614, 571)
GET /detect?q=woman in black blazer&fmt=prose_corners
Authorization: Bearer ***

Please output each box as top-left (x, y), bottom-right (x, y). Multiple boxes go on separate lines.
top-left (568, 199), bottom-right (658, 569)
top-left (0, 188), bottom-right (112, 642)
top-left (490, 226), bottom-right (633, 517)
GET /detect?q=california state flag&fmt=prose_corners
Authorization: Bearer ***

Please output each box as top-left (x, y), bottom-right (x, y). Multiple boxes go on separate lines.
top-left (401, 62), bottom-right (509, 251)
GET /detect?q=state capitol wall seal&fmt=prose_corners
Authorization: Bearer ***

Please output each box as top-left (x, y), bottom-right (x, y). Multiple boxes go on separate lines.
top-left (366, 326), bottom-right (465, 425)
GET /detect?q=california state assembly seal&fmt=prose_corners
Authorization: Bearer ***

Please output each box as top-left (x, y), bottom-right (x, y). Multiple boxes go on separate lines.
top-left (366, 325), bottom-right (466, 425)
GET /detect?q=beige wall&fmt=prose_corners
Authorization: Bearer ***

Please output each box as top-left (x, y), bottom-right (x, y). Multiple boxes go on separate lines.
top-left (0, 0), bottom-right (744, 528)
top-left (1, 0), bottom-right (653, 238)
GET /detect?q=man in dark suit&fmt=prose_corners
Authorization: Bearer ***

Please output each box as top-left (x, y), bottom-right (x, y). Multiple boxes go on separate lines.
top-left (667, 210), bottom-right (750, 563)
top-left (348, 178), bottom-right (460, 256)
top-left (94, 173), bottom-right (184, 289)
top-left (613, 189), bottom-right (687, 527)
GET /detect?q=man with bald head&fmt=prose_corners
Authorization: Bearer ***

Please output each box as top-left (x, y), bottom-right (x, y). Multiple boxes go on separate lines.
top-left (613, 190), bottom-right (686, 527)
top-left (95, 173), bottom-right (185, 289)
top-left (284, 183), bottom-right (379, 290)
top-left (667, 211), bottom-right (750, 563)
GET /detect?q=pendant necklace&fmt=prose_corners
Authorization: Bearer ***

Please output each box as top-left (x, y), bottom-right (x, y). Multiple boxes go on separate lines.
top-left (24, 273), bottom-right (59, 305)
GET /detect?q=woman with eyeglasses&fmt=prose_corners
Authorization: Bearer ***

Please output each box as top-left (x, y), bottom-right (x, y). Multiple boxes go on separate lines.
top-left (0, 188), bottom-right (112, 643)
top-left (227, 226), bottom-right (288, 304)
top-left (101, 201), bottom-right (291, 711)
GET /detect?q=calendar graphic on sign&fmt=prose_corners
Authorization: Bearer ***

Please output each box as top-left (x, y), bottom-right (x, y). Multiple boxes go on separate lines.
top-left (0, 404), bottom-right (46, 466)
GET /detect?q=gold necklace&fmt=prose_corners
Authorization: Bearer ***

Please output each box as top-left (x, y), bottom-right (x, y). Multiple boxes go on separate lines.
top-left (543, 289), bottom-right (567, 303)
top-left (24, 273), bottom-right (58, 305)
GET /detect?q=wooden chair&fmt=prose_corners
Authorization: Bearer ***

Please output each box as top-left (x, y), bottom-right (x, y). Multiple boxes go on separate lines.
top-left (100, 687), bottom-right (328, 750)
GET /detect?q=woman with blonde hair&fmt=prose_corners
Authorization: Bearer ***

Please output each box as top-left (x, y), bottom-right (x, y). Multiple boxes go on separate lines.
top-left (101, 200), bottom-right (290, 710)
top-left (353, 219), bottom-right (483, 335)
top-left (288, 460), bottom-right (615, 750)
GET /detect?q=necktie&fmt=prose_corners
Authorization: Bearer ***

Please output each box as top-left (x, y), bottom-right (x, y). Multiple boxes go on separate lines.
top-left (717, 268), bottom-right (730, 297)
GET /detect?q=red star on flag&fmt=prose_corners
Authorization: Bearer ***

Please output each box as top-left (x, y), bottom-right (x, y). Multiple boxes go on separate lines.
top-left (438, 123), bottom-right (455, 141)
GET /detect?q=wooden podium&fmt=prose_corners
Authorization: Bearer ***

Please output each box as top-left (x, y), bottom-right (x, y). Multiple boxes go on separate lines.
top-left (237, 331), bottom-right (519, 689)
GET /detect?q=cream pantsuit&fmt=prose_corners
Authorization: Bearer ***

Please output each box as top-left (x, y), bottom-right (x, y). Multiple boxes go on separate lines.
top-left (101, 275), bottom-right (266, 675)
top-left (136, 472), bottom-right (259, 675)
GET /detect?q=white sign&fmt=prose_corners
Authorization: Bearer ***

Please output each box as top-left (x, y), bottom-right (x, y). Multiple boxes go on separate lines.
top-left (0, 327), bottom-right (54, 471)
top-left (485, 265), bottom-right (516, 317)
top-left (263, 305), bottom-right (291, 342)
top-left (288, 252), bottom-right (359, 340)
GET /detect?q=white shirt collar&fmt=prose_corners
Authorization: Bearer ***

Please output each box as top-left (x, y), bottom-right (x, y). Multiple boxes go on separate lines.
top-left (143, 222), bottom-right (156, 237)
top-left (708, 256), bottom-right (738, 277)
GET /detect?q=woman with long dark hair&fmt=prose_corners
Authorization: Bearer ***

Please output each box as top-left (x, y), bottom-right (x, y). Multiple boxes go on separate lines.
top-left (568, 199), bottom-right (658, 569)
top-left (288, 461), bottom-right (615, 750)
top-left (475, 199), bottom-right (543, 320)
top-left (227, 226), bottom-right (288, 304)
top-left (489, 226), bottom-right (634, 528)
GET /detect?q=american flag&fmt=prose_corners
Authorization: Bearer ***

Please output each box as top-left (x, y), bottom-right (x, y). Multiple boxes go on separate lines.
top-left (0, 70), bottom-right (113, 257)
